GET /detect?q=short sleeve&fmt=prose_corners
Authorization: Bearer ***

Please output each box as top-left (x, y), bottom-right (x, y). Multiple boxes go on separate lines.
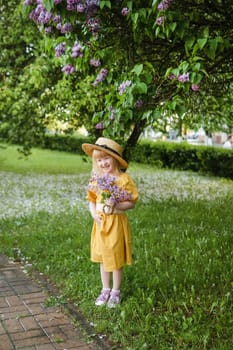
top-left (87, 190), bottom-right (97, 202)
top-left (117, 173), bottom-right (139, 203)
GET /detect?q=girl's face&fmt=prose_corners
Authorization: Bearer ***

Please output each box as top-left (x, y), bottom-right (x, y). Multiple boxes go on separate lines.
top-left (93, 150), bottom-right (120, 175)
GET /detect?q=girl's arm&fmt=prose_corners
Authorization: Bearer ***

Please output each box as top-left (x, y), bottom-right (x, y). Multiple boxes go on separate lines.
top-left (115, 200), bottom-right (135, 211)
top-left (89, 201), bottom-right (101, 225)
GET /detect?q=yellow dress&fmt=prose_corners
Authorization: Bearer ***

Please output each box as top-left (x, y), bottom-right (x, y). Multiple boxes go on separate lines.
top-left (87, 172), bottom-right (139, 272)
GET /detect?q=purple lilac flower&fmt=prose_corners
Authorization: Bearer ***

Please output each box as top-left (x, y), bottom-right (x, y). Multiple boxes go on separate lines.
top-left (61, 64), bottom-right (76, 74)
top-left (86, 17), bottom-right (100, 34)
top-left (66, 0), bottom-right (78, 11)
top-left (23, 0), bottom-right (34, 5)
top-left (29, 5), bottom-right (52, 24)
top-left (71, 42), bottom-right (84, 58)
top-left (108, 106), bottom-right (115, 120)
top-left (95, 122), bottom-right (104, 129)
top-left (77, 4), bottom-right (86, 12)
top-left (118, 80), bottom-right (132, 95)
top-left (44, 26), bottom-right (53, 34)
top-left (54, 0), bottom-right (62, 4)
top-left (60, 22), bottom-right (73, 33)
top-left (86, 0), bottom-right (100, 16)
top-left (93, 68), bottom-right (108, 86)
top-left (56, 23), bottom-right (62, 30)
top-left (86, 0), bottom-right (100, 7)
top-left (156, 16), bottom-right (164, 25)
top-left (53, 15), bottom-right (62, 23)
top-left (178, 73), bottom-right (190, 83)
top-left (168, 73), bottom-right (176, 80)
top-left (55, 42), bottom-right (66, 57)
top-left (121, 7), bottom-right (130, 16)
top-left (39, 11), bottom-right (53, 23)
top-left (191, 84), bottom-right (200, 91)
top-left (135, 99), bottom-right (144, 109)
top-left (110, 111), bottom-right (115, 120)
top-left (158, 0), bottom-right (173, 11)
top-left (90, 58), bottom-right (101, 67)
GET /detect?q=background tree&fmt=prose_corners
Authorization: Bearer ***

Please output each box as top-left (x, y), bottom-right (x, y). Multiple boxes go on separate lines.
top-left (2, 0), bottom-right (233, 153)
top-left (0, 0), bottom-right (54, 152)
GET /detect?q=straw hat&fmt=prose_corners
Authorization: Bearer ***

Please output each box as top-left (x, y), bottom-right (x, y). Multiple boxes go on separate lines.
top-left (82, 137), bottom-right (128, 169)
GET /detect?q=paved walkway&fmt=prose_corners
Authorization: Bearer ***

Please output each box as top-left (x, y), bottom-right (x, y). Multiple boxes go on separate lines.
top-left (0, 254), bottom-right (105, 350)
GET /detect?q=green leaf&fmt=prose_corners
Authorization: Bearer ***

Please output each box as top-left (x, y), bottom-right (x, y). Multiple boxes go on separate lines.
top-left (165, 67), bottom-right (174, 78)
top-left (192, 43), bottom-right (200, 55)
top-left (131, 64), bottom-right (143, 76)
top-left (155, 26), bottom-right (160, 37)
top-left (142, 110), bottom-right (153, 120)
top-left (197, 38), bottom-right (207, 50)
top-left (142, 71), bottom-right (153, 84)
top-left (132, 13), bottom-right (139, 29)
top-left (123, 91), bottom-right (134, 107)
top-left (42, 0), bottom-right (54, 12)
top-left (127, 1), bottom-right (133, 11)
top-left (138, 8), bottom-right (147, 20)
top-left (185, 37), bottom-right (195, 55)
top-left (180, 61), bottom-right (189, 72)
top-left (169, 22), bottom-right (177, 32)
top-left (172, 68), bottom-right (180, 76)
top-left (144, 61), bottom-right (155, 74)
top-left (99, 1), bottom-right (111, 9)
top-left (133, 82), bottom-right (148, 94)
top-left (202, 26), bottom-right (209, 38)
top-left (193, 62), bottom-right (201, 71)
top-left (205, 39), bottom-right (218, 60)
top-left (209, 38), bottom-right (218, 52)
top-left (190, 72), bottom-right (202, 84)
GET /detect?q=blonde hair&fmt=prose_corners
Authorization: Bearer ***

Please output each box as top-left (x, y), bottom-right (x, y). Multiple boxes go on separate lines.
top-left (92, 149), bottom-right (120, 175)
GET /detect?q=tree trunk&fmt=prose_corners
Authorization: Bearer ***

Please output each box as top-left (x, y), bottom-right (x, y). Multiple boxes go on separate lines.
top-left (123, 119), bottom-right (147, 162)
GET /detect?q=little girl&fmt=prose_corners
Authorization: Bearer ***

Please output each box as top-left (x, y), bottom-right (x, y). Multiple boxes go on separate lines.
top-left (82, 137), bottom-right (138, 308)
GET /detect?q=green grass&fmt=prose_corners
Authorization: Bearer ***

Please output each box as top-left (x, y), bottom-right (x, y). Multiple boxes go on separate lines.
top-left (0, 143), bottom-right (91, 174)
top-left (0, 145), bottom-right (233, 349)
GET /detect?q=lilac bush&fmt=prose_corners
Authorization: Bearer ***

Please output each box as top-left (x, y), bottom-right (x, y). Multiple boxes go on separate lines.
top-left (22, 0), bottom-right (231, 140)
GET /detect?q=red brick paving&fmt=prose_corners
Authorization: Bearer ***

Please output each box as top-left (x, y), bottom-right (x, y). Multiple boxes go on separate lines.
top-left (0, 254), bottom-right (100, 350)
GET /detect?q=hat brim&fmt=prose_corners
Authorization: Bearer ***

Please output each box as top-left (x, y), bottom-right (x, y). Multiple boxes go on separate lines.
top-left (82, 143), bottom-right (128, 169)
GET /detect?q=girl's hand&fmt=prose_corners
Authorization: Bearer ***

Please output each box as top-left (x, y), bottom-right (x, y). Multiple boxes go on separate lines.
top-left (93, 214), bottom-right (102, 225)
top-left (103, 198), bottom-right (115, 214)
top-left (104, 198), bottom-right (115, 208)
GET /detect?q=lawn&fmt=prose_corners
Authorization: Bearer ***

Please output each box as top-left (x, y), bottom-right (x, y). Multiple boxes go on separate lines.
top-left (1, 144), bottom-right (233, 349)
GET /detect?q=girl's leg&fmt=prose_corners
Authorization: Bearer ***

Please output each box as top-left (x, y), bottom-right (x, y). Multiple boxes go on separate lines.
top-left (112, 268), bottom-right (123, 290)
top-left (95, 264), bottom-right (111, 306)
top-left (100, 263), bottom-right (111, 289)
top-left (108, 268), bottom-right (123, 308)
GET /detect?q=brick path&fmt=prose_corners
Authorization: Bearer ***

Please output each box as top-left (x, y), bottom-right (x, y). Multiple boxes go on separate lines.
top-left (0, 254), bottom-right (101, 350)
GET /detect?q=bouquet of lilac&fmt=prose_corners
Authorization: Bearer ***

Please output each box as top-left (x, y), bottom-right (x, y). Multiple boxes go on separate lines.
top-left (87, 173), bottom-right (132, 213)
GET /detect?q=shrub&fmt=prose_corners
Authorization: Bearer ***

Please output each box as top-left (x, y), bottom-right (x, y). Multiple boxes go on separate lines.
top-left (1, 131), bottom-right (233, 179)
top-left (130, 140), bottom-right (233, 179)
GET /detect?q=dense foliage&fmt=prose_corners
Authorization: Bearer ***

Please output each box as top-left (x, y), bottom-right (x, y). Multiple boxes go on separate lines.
top-left (23, 1), bottom-right (233, 142)
top-left (1, 1), bottom-right (233, 151)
